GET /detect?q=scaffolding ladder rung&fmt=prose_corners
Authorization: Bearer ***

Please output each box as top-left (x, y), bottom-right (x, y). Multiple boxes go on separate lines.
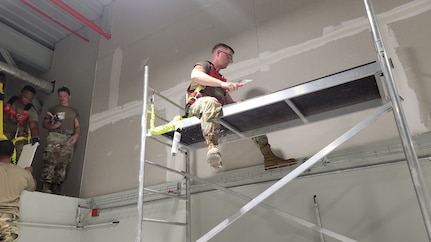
top-left (143, 218), bottom-right (188, 226)
top-left (145, 160), bottom-right (184, 176)
top-left (144, 188), bottom-right (187, 200)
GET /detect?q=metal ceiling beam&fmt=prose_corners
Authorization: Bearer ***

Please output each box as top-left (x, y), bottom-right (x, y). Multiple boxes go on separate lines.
top-left (51, 0), bottom-right (112, 40)
top-left (0, 48), bottom-right (17, 67)
top-left (20, 0), bottom-right (90, 43)
top-left (0, 21), bottom-right (53, 72)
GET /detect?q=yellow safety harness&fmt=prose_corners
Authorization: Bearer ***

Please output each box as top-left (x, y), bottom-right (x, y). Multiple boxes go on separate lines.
top-left (0, 84), bottom-right (32, 164)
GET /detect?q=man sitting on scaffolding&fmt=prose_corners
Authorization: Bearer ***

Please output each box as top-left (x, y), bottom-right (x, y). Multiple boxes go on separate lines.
top-left (186, 43), bottom-right (296, 169)
top-left (3, 85), bottom-right (40, 164)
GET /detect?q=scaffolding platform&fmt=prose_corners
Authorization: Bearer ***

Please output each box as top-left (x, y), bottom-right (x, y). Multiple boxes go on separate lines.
top-left (164, 61), bottom-right (385, 149)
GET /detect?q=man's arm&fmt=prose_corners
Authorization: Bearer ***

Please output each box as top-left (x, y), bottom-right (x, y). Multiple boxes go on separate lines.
top-left (70, 118), bottom-right (80, 144)
top-left (191, 65), bottom-right (243, 93)
top-left (29, 120), bottom-right (39, 138)
top-left (43, 116), bottom-right (61, 130)
top-left (24, 167), bottom-right (36, 191)
top-left (43, 111), bottom-right (62, 130)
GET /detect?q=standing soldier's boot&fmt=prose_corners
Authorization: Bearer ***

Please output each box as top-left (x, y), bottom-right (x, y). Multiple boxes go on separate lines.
top-left (52, 184), bottom-right (62, 195)
top-left (42, 182), bottom-right (52, 194)
top-left (205, 133), bottom-right (222, 169)
top-left (260, 144), bottom-right (296, 170)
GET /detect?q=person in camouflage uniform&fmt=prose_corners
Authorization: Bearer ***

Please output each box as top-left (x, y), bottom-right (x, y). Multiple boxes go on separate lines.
top-left (187, 43), bottom-right (296, 169)
top-left (0, 140), bottom-right (36, 242)
top-left (41, 87), bottom-right (80, 195)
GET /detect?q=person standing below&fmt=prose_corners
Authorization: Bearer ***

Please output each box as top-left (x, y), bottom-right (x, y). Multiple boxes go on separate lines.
top-left (3, 86), bottom-right (40, 164)
top-left (41, 87), bottom-right (80, 194)
top-left (0, 140), bottom-right (36, 242)
top-left (187, 43), bottom-right (295, 169)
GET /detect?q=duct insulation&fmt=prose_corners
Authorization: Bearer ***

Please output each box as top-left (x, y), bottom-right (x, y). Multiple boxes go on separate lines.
top-left (0, 62), bottom-right (54, 94)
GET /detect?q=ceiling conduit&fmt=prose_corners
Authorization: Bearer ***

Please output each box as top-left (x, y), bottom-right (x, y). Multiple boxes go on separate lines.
top-left (20, 0), bottom-right (90, 42)
top-left (0, 62), bottom-right (54, 94)
top-left (51, 0), bottom-right (112, 40)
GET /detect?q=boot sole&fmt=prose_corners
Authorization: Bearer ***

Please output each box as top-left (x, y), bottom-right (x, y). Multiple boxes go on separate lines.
top-left (265, 161), bottom-right (296, 170)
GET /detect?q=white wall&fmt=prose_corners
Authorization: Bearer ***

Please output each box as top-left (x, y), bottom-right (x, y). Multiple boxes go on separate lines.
top-left (18, 191), bottom-right (81, 242)
top-left (75, 158), bottom-right (430, 242)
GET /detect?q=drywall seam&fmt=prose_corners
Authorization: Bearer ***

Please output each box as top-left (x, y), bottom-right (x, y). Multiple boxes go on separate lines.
top-left (89, 100), bottom-right (143, 132)
top-left (108, 48), bottom-right (122, 109)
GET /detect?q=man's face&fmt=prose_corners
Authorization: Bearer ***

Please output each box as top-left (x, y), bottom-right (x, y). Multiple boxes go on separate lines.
top-left (217, 48), bottom-right (234, 69)
top-left (20, 91), bottom-right (35, 105)
top-left (58, 91), bottom-right (70, 106)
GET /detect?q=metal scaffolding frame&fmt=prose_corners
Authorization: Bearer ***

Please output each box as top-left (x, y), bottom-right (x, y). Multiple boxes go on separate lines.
top-left (364, 1), bottom-right (431, 240)
top-left (134, 1), bottom-right (431, 241)
top-left (135, 66), bottom-right (192, 242)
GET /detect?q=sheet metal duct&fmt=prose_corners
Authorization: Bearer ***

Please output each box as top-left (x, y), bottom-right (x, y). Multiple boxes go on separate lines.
top-left (0, 62), bottom-right (54, 94)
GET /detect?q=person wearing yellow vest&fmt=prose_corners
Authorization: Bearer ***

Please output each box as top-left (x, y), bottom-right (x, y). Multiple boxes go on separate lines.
top-left (3, 86), bottom-right (40, 163)
top-left (186, 43), bottom-right (296, 169)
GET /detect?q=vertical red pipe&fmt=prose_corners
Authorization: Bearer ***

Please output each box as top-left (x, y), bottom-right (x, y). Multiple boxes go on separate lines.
top-left (20, 0), bottom-right (90, 42)
top-left (51, 0), bottom-right (111, 40)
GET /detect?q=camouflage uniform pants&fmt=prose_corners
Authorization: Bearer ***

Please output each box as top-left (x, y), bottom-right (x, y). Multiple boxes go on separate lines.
top-left (188, 97), bottom-right (223, 137)
top-left (251, 134), bottom-right (269, 148)
top-left (0, 213), bottom-right (18, 242)
top-left (41, 132), bottom-right (74, 185)
top-left (188, 96), bottom-right (269, 147)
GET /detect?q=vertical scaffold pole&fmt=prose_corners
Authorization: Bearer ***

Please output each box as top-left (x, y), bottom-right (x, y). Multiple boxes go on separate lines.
top-left (364, 1), bottom-right (431, 240)
top-left (136, 66), bottom-right (149, 242)
top-left (186, 151), bottom-right (192, 242)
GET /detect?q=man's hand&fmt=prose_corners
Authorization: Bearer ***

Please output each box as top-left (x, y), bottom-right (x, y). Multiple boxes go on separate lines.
top-left (47, 111), bottom-right (61, 124)
top-left (221, 82), bottom-right (244, 93)
top-left (69, 134), bottom-right (78, 145)
top-left (30, 137), bottom-right (40, 145)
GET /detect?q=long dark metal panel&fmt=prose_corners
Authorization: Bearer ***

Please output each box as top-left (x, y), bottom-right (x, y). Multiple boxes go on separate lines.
top-left (164, 62), bottom-right (384, 149)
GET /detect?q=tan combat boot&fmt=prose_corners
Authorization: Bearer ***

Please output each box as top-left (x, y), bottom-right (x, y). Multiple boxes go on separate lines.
top-left (205, 133), bottom-right (222, 169)
top-left (42, 182), bottom-right (52, 194)
top-left (260, 144), bottom-right (296, 170)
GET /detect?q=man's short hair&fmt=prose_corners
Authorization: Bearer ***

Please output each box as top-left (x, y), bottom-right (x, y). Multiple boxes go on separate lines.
top-left (58, 86), bottom-right (71, 95)
top-left (0, 140), bottom-right (14, 158)
top-left (212, 43), bottom-right (235, 54)
top-left (21, 85), bottom-right (36, 95)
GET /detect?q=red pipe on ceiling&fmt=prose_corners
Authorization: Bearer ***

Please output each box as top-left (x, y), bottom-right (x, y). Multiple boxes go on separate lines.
top-left (51, 0), bottom-right (112, 40)
top-left (20, 0), bottom-right (89, 42)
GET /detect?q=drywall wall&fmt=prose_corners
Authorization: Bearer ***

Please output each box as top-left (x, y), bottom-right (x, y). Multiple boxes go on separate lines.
top-left (41, 0), bottom-right (431, 197)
